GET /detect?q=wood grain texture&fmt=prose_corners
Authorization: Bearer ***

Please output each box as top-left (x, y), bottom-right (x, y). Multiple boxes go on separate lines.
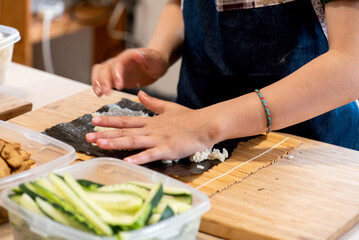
top-left (0, 94), bottom-right (32, 121)
top-left (7, 89), bottom-right (359, 240)
top-left (201, 139), bottom-right (359, 240)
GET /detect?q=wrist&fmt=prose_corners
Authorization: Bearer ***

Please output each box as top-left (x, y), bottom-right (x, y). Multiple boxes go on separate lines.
top-left (204, 94), bottom-right (269, 143)
top-left (147, 43), bottom-right (171, 65)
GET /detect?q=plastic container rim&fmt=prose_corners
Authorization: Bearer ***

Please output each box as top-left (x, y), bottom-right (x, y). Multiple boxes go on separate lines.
top-left (0, 120), bottom-right (77, 190)
top-left (0, 25), bottom-right (21, 50)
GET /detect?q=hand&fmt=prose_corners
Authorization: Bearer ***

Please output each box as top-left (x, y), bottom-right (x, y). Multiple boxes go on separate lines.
top-left (91, 48), bottom-right (169, 96)
top-left (85, 91), bottom-right (221, 164)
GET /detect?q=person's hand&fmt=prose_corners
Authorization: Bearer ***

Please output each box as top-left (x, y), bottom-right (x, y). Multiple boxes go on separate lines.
top-left (85, 91), bottom-right (221, 164)
top-left (92, 48), bottom-right (169, 96)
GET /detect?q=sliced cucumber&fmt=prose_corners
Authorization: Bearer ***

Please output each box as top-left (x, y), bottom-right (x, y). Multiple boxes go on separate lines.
top-left (19, 181), bottom-right (97, 233)
top-left (160, 197), bottom-right (192, 214)
top-left (128, 181), bottom-right (191, 196)
top-left (35, 197), bottom-right (88, 232)
top-left (77, 179), bottom-right (104, 191)
top-left (35, 177), bottom-right (62, 197)
top-left (12, 187), bottom-right (23, 194)
top-left (131, 182), bottom-right (163, 229)
top-left (170, 195), bottom-right (192, 205)
top-left (49, 172), bottom-right (113, 236)
top-left (18, 193), bottom-right (44, 215)
top-left (97, 183), bottom-right (149, 199)
top-left (148, 204), bottom-right (175, 225)
top-left (9, 193), bottom-right (22, 204)
top-left (86, 191), bottom-right (143, 211)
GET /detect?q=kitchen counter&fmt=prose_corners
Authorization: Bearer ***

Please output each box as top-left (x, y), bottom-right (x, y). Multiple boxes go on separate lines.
top-left (1, 63), bottom-right (359, 240)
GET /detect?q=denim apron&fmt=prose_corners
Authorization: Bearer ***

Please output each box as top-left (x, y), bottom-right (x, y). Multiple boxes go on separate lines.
top-left (176, 0), bottom-right (359, 150)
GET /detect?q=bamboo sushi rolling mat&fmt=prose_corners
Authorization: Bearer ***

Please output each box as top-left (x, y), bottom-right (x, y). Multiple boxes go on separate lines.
top-left (177, 133), bottom-right (302, 196)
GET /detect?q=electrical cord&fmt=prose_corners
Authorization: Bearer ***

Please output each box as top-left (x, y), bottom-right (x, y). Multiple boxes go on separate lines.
top-left (106, 0), bottom-right (138, 47)
top-left (42, 10), bottom-right (55, 74)
top-left (37, 0), bottom-right (64, 74)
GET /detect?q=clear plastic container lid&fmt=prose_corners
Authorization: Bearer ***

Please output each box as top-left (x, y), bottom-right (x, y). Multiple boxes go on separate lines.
top-left (1, 158), bottom-right (211, 240)
top-left (0, 25), bottom-right (20, 50)
top-left (0, 120), bottom-right (77, 190)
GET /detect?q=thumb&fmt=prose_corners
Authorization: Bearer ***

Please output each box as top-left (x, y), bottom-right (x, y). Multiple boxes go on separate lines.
top-left (138, 90), bottom-right (169, 114)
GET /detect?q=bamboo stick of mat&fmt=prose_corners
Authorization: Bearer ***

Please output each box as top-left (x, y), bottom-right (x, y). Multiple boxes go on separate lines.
top-left (177, 133), bottom-right (302, 196)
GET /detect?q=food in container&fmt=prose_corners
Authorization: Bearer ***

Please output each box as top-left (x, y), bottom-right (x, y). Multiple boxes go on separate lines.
top-left (1, 158), bottom-right (211, 240)
top-left (0, 25), bottom-right (20, 85)
top-left (0, 120), bottom-right (76, 223)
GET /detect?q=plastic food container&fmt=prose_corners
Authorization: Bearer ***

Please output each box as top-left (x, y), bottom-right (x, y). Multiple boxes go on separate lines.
top-left (0, 120), bottom-right (77, 223)
top-left (1, 158), bottom-right (211, 240)
top-left (0, 25), bottom-right (20, 85)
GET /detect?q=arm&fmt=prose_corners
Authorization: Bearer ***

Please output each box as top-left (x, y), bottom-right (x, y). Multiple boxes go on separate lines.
top-left (147, 0), bottom-right (184, 65)
top-left (211, 0), bottom-right (359, 142)
top-left (91, 0), bottom-right (183, 96)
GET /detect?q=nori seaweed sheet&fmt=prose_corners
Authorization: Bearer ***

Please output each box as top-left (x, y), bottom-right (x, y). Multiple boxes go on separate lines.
top-left (43, 98), bottom-right (242, 176)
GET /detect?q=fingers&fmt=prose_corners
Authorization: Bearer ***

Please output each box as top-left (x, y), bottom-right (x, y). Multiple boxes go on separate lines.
top-left (124, 148), bottom-right (169, 165)
top-left (92, 116), bottom-right (147, 128)
top-left (86, 128), bottom-right (145, 143)
top-left (92, 63), bottom-right (113, 96)
top-left (138, 90), bottom-right (169, 114)
top-left (109, 60), bottom-right (125, 90)
top-left (95, 136), bottom-right (155, 150)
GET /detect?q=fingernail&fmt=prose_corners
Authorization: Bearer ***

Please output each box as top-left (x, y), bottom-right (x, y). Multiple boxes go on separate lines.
top-left (139, 90), bottom-right (149, 99)
top-left (137, 50), bottom-right (146, 59)
top-left (124, 157), bottom-right (135, 164)
top-left (86, 133), bottom-right (95, 141)
top-left (98, 139), bottom-right (108, 145)
top-left (94, 87), bottom-right (101, 96)
top-left (92, 117), bottom-right (101, 124)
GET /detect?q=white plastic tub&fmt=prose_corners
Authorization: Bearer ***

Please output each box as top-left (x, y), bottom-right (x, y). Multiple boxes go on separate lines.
top-left (1, 158), bottom-right (211, 240)
top-left (0, 25), bottom-right (20, 85)
top-left (0, 120), bottom-right (77, 222)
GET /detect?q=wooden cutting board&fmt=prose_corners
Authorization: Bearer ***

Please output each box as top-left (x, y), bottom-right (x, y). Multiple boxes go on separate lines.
top-left (0, 94), bottom-right (32, 121)
top-left (8, 89), bottom-right (359, 240)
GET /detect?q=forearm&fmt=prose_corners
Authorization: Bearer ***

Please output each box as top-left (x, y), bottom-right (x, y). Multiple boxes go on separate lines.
top-left (208, 49), bottom-right (359, 142)
top-left (147, 0), bottom-right (184, 65)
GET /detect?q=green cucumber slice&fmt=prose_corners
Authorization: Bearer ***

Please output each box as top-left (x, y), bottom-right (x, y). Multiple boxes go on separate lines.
top-left (9, 194), bottom-right (22, 204)
top-left (86, 191), bottom-right (143, 211)
top-left (160, 197), bottom-right (192, 214)
top-left (131, 182), bottom-right (163, 229)
top-left (147, 204), bottom-right (175, 225)
top-left (18, 193), bottom-right (44, 216)
top-left (35, 197), bottom-right (89, 232)
top-left (77, 179), bottom-right (104, 191)
top-left (128, 181), bottom-right (191, 196)
top-left (96, 183), bottom-right (149, 199)
top-left (49, 172), bottom-right (113, 236)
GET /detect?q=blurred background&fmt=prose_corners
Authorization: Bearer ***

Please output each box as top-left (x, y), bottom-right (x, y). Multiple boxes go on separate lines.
top-left (0, 0), bottom-right (180, 100)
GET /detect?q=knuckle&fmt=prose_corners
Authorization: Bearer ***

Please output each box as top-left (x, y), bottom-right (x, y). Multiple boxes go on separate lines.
top-left (118, 128), bottom-right (127, 137)
top-left (118, 117), bottom-right (128, 128)
top-left (127, 136), bottom-right (136, 148)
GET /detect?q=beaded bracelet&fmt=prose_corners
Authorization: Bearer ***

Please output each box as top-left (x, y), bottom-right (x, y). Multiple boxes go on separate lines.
top-left (254, 89), bottom-right (272, 134)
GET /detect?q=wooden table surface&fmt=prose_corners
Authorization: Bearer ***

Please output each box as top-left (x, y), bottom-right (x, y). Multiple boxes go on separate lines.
top-left (1, 64), bottom-right (359, 240)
